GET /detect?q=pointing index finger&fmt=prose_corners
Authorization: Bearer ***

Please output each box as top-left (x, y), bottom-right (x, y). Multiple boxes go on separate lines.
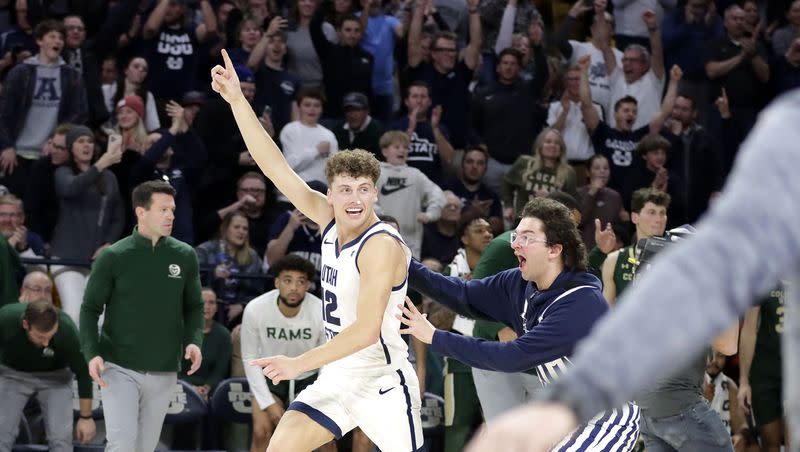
top-left (221, 48), bottom-right (234, 71)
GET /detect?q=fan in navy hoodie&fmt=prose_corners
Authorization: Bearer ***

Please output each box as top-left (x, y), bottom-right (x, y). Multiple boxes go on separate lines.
top-left (404, 198), bottom-right (641, 451)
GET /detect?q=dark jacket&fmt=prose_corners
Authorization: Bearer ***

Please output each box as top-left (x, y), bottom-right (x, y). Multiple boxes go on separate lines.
top-left (310, 5), bottom-right (374, 118)
top-left (63, 46), bottom-right (109, 127)
top-left (0, 59), bottom-right (88, 150)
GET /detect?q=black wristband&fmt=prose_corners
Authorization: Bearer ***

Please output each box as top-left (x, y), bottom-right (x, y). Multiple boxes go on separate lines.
top-left (79, 414), bottom-right (92, 420)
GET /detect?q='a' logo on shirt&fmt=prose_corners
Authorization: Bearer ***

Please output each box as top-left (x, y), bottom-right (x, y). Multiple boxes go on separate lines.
top-left (168, 264), bottom-right (182, 278)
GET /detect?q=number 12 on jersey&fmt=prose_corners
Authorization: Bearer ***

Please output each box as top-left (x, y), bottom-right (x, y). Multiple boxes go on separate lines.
top-left (323, 290), bottom-right (341, 339)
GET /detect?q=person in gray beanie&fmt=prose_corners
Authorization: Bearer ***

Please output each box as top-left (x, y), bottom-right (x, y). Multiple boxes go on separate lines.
top-left (50, 124), bottom-right (124, 326)
top-left (65, 125), bottom-right (94, 152)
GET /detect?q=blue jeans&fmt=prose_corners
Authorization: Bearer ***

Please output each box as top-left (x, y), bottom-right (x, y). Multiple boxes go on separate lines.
top-left (640, 402), bottom-right (733, 452)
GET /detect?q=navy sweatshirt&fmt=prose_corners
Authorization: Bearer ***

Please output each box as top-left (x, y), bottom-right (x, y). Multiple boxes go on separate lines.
top-left (408, 260), bottom-right (608, 377)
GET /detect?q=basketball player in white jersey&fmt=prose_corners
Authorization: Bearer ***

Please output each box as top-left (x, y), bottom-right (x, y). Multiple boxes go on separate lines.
top-left (211, 49), bottom-right (424, 452)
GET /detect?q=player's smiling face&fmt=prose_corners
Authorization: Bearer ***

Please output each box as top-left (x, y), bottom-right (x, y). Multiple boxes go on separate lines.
top-left (328, 174), bottom-right (378, 229)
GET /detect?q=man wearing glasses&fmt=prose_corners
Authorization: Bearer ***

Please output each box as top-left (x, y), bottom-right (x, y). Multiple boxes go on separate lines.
top-left (407, 0), bottom-right (482, 151)
top-left (0, 299), bottom-right (96, 450)
top-left (198, 172), bottom-right (280, 256)
top-left (0, 194), bottom-right (46, 260)
top-left (402, 198), bottom-right (641, 451)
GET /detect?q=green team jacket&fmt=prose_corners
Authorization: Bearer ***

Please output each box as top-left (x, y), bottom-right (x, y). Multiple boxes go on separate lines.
top-left (80, 228), bottom-right (204, 372)
top-left (0, 302), bottom-right (93, 398)
top-left (472, 231), bottom-right (518, 341)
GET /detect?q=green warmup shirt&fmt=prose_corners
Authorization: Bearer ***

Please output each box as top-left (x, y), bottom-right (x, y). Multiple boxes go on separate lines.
top-left (0, 303), bottom-right (93, 398)
top-left (612, 245), bottom-right (636, 298)
top-left (0, 235), bottom-right (20, 306)
top-left (472, 231), bottom-right (518, 342)
top-left (80, 228), bottom-right (204, 372)
top-left (180, 321), bottom-right (232, 390)
top-left (751, 285), bottom-right (785, 382)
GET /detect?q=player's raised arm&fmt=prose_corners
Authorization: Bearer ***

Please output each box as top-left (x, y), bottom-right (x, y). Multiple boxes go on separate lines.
top-left (211, 49), bottom-right (332, 227)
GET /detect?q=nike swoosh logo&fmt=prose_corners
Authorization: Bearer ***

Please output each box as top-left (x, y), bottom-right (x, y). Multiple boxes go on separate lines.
top-left (378, 387), bottom-right (395, 395)
top-left (323, 239), bottom-right (334, 244)
top-left (381, 185), bottom-right (410, 196)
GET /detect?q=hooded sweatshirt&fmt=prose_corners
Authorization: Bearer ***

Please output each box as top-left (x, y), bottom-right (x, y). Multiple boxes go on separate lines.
top-left (409, 260), bottom-right (607, 376)
top-left (376, 162), bottom-right (446, 258)
top-left (11, 56), bottom-right (62, 156)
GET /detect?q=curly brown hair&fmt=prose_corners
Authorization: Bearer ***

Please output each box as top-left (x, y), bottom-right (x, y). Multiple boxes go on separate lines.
top-left (520, 198), bottom-right (587, 271)
top-left (324, 149), bottom-right (381, 185)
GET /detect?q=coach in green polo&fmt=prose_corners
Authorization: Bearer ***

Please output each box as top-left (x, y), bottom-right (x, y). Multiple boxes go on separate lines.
top-left (80, 180), bottom-right (204, 452)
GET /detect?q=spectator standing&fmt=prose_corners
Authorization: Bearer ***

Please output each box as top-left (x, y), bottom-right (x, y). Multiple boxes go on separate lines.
top-left (285, 0), bottom-right (332, 87)
top-left (358, 0), bottom-right (405, 121)
top-left (547, 65), bottom-right (604, 181)
top-left (552, 0), bottom-right (623, 117)
top-left (131, 102), bottom-right (207, 244)
top-left (103, 57), bottom-right (161, 132)
top-left (250, 26), bottom-right (300, 136)
top-left (471, 43), bottom-right (548, 195)
top-left (52, 126), bottom-right (124, 326)
top-left (279, 87), bottom-right (338, 192)
top-left (408, 0), bottom-right (481, 150)
top-left (0, 20), bottom-right (87, 198)
top-left (772, 0), bottom-right (800, 56)
top-left (705, 4), bottom-right (770, 166)
top-left (310, 5), bottom-right (374, 119)
top-left (611, 0), bottom-right (677, 50)
top-left (80, 181), bottom-right (204, 452)
top-left (661, 93), bottom-right (723, 222)
top-left (606, 10), bottom-right (666, 130)
top-left (376, 130), bottom-right (446, 258)
top-left (62, 14), bottom-right (108, 127)
top-left (142, 0), bottom-right (218, 101)
top-left (661, 0), bottom-right (723, 125)
top-left (579, 55), bottom-right (680, 206)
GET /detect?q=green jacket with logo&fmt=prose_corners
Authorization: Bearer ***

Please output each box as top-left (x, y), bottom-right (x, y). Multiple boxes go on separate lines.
top-left (80, 229), bottom-right (204, 372)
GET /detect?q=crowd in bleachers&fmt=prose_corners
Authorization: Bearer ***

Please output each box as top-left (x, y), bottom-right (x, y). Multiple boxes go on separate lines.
top-left (0, 0), bottom-right (795, 449)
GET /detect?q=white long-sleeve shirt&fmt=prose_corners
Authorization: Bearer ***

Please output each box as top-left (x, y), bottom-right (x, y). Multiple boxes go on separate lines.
top-left (240, 289), bottom-right (325, 409)
top-left (279, 121), bottom-right (338, 186)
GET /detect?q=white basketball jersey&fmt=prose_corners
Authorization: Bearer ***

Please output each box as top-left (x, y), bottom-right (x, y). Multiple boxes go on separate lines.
top-left (319, 221), bottom-right (412, 376)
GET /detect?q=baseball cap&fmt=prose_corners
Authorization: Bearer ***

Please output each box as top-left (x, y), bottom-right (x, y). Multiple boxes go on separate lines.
top-left (342, 92), bottom-right (369, 110)
top-left (181, 90), bottom-right (207, 107)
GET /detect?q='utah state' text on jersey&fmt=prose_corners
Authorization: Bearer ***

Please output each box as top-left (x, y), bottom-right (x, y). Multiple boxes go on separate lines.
top-left (319, 220), bottom-right (412, 376)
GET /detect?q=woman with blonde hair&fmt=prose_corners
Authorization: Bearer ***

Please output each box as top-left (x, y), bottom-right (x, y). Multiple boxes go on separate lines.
top-left (196, 210), bottom-right (265, 324)
top-left (502, 127), bottom-right (577, 222)
top-left (106, 94), bottom-right (153, 227)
